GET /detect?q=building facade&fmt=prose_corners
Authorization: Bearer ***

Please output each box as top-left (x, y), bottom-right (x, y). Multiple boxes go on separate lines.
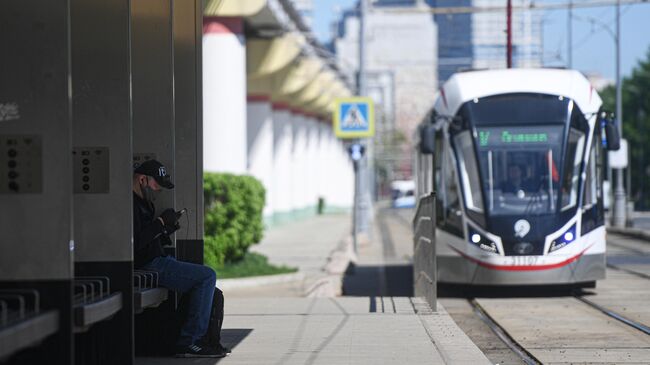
top-left (428, 0), bottom-right (542, 83)
top-left (333, 0), bottom-right (437, 183)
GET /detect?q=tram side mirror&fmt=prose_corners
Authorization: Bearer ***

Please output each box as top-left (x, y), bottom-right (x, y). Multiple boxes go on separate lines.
top-left (419, 124), bottom-right (436, 155)
top-left (602, 117), bottom-right (621, 151)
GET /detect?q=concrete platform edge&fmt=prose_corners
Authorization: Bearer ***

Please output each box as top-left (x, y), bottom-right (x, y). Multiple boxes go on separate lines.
top-left (413, 298), bottom-right (493, 365)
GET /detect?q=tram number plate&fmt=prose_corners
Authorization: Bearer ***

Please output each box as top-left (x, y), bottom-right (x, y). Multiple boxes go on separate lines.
top-left (507, 256), bottom-right (539, 266)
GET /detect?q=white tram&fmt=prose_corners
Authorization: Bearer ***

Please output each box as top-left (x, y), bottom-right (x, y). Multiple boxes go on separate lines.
top-left (414, 69), bottom-right (620, 286)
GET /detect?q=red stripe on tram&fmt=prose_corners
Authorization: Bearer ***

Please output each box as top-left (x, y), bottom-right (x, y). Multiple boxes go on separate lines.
top-left (448, 244), bottom-right (594, 271)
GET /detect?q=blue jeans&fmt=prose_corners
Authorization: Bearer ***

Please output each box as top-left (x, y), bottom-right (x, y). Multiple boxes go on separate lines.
top-left (143, 256), bottom-right (216, 347)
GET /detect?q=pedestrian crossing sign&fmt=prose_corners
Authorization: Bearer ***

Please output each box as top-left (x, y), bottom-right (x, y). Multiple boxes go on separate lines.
top-left (333, 97), bottom-right (375, 138)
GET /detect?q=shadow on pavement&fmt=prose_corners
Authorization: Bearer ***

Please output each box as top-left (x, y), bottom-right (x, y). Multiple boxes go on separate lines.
top-left (342, 263), bottom-right (414, 297)
top-left (220, 328), bottom-right (253, 353)
top-left (135, 329), bottom-right (252, 364)
top-left (438, 283), bottom-right (584, 298)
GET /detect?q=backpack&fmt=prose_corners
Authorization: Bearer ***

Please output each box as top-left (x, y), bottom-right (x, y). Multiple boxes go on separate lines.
top-left (204, 288), bottom-right (224, 347)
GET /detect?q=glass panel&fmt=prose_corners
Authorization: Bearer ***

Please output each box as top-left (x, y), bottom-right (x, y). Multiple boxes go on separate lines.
top-left (454, 131), bottom-right (484, 212)
top-left (441, 142), bottom-right (463, 235)
top-left (476, 125), bottom-right (564, 216)
top-left (443, 144), bottom-right (459, 213)
top-left (583, 142), bottom-right (597, 208)
top-left (561, 128), bottom-right (585, 210)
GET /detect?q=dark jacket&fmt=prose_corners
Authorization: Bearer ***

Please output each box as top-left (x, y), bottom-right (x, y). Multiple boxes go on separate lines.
top-left (133, 192), bottom-right (168, 268)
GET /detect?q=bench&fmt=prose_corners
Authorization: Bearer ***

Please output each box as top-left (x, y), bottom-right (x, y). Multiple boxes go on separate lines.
top-left (133, 270), bottom-right (168, 314)
top-left (0, 289), bottom-right (59, 360)
top-left (73, 276), bottom-right (122, 333)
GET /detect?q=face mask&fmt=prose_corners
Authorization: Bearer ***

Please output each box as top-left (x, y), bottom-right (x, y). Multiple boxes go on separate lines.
top-left (140, 177), bottom-right (159, 203)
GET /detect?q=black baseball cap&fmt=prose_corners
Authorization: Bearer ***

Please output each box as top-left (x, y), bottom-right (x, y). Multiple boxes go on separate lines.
top-left (134, 159), bottom-right (174, 189)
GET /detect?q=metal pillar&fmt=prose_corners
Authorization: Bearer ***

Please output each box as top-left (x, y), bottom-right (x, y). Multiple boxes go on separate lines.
top-left (352, 159), bottom-right (360, 254)
top-left (612, 0), bottom-right (627, 227)
top-left (355, 0), bottom-right (372, 241)
top-left (568, 1), bottom-right (573, 68)
top-left (507, 0), bottom-right (513, 68)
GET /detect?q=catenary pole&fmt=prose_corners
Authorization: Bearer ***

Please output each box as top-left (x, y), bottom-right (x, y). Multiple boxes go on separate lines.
top-left (507, 0), bottom-right (513, 68)
top-left (613, 0), bottom-right (627, 227)
top-left (568, 0), bottom-right (573, 68)
top-left (350, 0), bottom-right (370, 253)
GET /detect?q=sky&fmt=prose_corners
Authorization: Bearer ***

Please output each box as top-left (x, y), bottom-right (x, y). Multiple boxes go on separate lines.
top-left (310, 0), bottom-right (650, 82)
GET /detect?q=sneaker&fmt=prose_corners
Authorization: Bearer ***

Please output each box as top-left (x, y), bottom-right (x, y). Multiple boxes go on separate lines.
top-left (174, 344), bottom-right (227, 358)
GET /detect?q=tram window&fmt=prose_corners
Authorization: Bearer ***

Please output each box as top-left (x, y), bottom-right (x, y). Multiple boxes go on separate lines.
top-left (595, 131), bottom-right (603, 200)
top-left (561, 127), bottom-right (586, 211)
top-left (475, 125), bottom-right (563, 216)
top-left (434, 130), bottom-right (443, 190)
top-left (434, 130), bottom-right (444, 225)
top-left (454, 131), bottom-right (484, 212)
top-left (582, 125), bottom-right (605, 234)
top-left (441, 142), bottom-right (463, 235)
top-left (583, 142), bottom-right (598, 208)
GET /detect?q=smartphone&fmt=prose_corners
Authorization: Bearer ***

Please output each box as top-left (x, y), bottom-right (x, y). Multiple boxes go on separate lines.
top-left (176, 208), bottom-right (187, 219)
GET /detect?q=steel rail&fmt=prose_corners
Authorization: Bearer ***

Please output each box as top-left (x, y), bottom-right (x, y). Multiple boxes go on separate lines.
top-left (574, 295), bottom-right (650, 336)
top-left (469, 299), bottom-right (542, 365)
top-left (607, 263), bottom-right (650, 280)
top-left (605, 236), bottom-right (650, 279)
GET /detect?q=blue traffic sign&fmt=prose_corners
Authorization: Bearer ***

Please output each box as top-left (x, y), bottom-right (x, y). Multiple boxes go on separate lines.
top-left (333, 97), bottom-right (375, 139)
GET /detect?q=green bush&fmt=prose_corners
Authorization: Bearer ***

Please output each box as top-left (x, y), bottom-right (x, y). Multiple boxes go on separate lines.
top-left (203, 173), bottom-right (265, 266)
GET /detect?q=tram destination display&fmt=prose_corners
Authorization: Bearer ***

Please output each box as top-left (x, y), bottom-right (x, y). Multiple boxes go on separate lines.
top-left (477, 126), bottom-right (563, 148)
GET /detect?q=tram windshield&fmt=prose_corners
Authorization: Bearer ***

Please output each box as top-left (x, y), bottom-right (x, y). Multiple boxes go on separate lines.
top-left (452, 94), bottom-right (588, 217)
top-left (474, 126), bottom-right (566, 216)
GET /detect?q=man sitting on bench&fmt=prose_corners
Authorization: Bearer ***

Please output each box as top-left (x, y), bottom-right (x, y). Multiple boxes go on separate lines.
top-left (133, 159), bottom-right (230, 358)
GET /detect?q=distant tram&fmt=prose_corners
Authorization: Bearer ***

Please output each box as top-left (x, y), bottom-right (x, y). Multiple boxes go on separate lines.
top-left (413, 69), bottom-right (620, 286)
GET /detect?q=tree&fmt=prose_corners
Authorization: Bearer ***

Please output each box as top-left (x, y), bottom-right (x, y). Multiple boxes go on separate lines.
top-left (600, 47), bottom-right (650, 209)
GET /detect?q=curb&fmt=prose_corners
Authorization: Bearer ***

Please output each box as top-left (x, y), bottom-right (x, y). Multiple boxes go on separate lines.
top-left (306, 235), bottom-right (357, 298)
top-left (607, 226), bottom-right (650, 242)
top-left (217, 272), bottom-right (304, 291)
top-left (217, 233), bottom-right (355, 295)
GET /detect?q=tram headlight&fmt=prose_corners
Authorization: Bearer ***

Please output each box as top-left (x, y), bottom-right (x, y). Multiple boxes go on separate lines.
top-left (549, 225), bottom-right (577, 253)
top-left (468, 228), bottom-right (498, 254)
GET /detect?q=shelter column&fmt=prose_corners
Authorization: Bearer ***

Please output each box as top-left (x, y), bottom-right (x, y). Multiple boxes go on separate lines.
top-left (203, 17), bottom-right (247, 173)
top-left (71, 0), bottom-right (134, 362)
top-left (0, 3), bottom-right (74, 363)
top-left (175, 0), bottom-right (205, 264)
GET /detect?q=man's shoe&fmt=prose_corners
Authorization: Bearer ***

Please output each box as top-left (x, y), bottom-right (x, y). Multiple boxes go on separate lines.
top-left (174, 344), bottom-right (227, 358)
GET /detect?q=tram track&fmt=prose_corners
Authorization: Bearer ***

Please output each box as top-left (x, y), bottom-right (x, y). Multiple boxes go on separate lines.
top-left (606, 262), bottom-right (650, 280)
top-left (573, 295), bottom-right (650, 336)
top-left (468, 299), bottom-right (542, 365)
top-left (570, 232), bottom-right (650, 337)
top-left (606, 233), bottom-right (650, 279)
